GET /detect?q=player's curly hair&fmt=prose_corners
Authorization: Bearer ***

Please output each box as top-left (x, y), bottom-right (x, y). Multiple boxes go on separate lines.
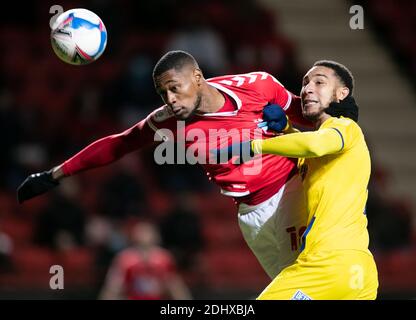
top-left (313, 60), bottom-right (354, 97)
top-left (153, 50), bottom-right (199, 79)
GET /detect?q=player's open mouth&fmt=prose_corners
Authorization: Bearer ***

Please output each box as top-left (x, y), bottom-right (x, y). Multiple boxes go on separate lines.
top-left (303, 99), bottom-right (318, 108)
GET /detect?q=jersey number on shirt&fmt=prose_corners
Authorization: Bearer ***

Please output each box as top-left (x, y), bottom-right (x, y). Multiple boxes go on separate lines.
top-left (286, 225), bottom-right (307, 251)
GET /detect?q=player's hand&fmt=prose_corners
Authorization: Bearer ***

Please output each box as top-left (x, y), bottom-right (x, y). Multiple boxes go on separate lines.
top-left (17, 170), bottom-right (60, 204)
top-left (211, 140), bottom-right (254, 164)
top-left (257, 104), bottom-right (288, 133)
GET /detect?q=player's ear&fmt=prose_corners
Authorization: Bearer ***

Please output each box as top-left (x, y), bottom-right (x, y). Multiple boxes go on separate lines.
top-left (336, 86), bottom-right (349, 101)
top-left (193, 68), bottom-right (203, 85)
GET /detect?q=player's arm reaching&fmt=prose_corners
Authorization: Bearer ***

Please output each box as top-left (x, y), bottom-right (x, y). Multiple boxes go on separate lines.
top-left (17, 118), bottom-right (157, 204)
top-left (250, 72), bottom-right (312, 129)
top-left (251, 127), bottom-right (344, 158)
top-left (214, 96), bottom-right (360, 162)
top-left (213, 126), bottom-right (344, 164)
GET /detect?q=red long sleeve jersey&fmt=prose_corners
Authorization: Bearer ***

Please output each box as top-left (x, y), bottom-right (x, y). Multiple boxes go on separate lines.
top-left (62, 72), bottom-right (306, 205)
top-left (110, 248), bottom-right (177, 300)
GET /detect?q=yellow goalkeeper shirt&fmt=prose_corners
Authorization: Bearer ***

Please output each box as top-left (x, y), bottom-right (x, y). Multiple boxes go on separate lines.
top-left (252, 117), bottom-right (371, 254)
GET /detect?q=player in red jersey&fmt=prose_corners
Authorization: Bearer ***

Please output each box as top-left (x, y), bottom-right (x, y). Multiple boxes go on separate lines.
top-left (17, 50), bottom-right (309, 278)
top-left (99, 221), bottom-right (191, 300)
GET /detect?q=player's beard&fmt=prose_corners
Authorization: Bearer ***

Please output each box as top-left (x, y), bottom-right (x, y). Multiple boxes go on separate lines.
top-left (303, 90), bottom-right (338, 122)
top-left (181, 92), bottom-right (202, 121)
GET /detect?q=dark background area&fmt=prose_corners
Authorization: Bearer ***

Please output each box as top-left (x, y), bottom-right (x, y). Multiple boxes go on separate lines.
top-left (0, 0), bottom-right (415, 299)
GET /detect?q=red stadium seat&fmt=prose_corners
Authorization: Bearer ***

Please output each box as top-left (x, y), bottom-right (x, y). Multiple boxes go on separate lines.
top-left (202, 219), bottom-right (245, 249)
top-left (375, 248), bottom-right (416, 292)
top-left (8, 246), bottom-right (57, 288)
top-left (57, 248), bottom-right (97, 287)
top-left (203, 247), bottom-right (269, 291)
top-left (1, 218), bottom-right (33, 245)
top-left (12, 246), bottom-right (57, 271)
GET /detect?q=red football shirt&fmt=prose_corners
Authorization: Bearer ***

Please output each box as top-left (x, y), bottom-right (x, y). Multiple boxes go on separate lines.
top-left (62, 71), bottom-right (306, 205)
top-left (113, 248), bottom-right (176, 300)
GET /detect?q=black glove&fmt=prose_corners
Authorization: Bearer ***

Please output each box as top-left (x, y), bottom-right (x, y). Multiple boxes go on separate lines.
top-left (17, 170), bottom-right (59, 204)
top-left (326, 96), bottom-right (359, 122)
top-left (260, 104), bottom-right (288, 132)
top-left (211, 140), bottom-right (254, 164)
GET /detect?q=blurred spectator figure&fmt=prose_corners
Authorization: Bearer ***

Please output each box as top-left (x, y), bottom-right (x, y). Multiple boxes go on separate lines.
top-left (97, 157), bottom-right (148, 220)
top-left (220, 0), bottom-right (300, 92)
top-left (0, 229), bottom-right (14, 273)
top-left (99, 221), bottom-right (192, 300)
top-left (165, 5), bottom-right (229, 77)
top-left (85, 214), bottom-right (127, 285)
top-left (118, 54), bottom-right (159, 116)
top-left (33, 177), bottom-right (86, 251)
top-left (367, 164), bottom-right (413, 251)
top-left (159, 194), bottom-right (204, 272)
top-left (0, 88), bottom-right (21, 188)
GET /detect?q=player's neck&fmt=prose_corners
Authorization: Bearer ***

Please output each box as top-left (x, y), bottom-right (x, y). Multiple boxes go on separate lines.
top-left (315, 113), bottom-right (331, 129)
top-left (198, 84), bottom-right (226, 113)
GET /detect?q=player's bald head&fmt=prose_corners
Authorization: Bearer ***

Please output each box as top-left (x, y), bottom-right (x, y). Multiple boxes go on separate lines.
top-left (153, 50), bottom-right (200, 79)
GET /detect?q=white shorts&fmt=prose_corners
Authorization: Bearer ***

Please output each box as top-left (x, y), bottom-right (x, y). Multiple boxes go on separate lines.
top-left (238, 174), bottom-right (307, 279)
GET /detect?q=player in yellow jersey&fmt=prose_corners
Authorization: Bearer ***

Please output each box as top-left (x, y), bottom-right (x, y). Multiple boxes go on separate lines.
top-left (255, 60), bottom-right (379, 299)
top-left (218, 60), bottom-right (378, 299)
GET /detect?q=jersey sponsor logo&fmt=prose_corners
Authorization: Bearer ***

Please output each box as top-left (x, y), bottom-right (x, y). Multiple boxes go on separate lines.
top-left (291, 290), bottom-right (312, 300)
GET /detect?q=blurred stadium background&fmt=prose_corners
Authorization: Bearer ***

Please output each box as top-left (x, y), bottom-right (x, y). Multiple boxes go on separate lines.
top-left (0, 0), bottom-right (415, 299)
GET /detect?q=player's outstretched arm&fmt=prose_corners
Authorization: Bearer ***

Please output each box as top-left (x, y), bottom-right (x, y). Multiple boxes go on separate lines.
top-left (213, 126), bottom-right (345, 164)
top-left (17, 118), bottom-right (156, 204)
top-left (17, 169), bottom-right (60, 204)
top-left (252, 128), bottom-right (344, 158)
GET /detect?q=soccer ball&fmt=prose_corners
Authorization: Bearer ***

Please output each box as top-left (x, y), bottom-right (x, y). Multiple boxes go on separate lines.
top-left (50, 8), bottom-right (107, 65)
